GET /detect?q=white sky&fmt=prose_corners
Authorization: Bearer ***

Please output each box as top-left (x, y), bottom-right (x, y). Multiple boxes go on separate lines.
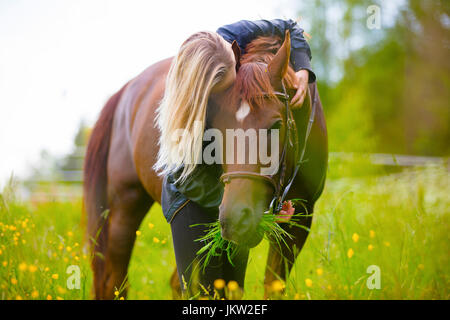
top-left (0, 0), bottom-right (300, 188)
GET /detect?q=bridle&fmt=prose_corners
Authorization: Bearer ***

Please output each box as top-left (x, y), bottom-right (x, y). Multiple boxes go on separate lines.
top-left (220, 82), bottom-right (317, 213)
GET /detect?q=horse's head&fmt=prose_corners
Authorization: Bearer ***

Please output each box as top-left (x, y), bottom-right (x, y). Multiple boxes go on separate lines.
top-left (210, 32), bottom-right (300, 247)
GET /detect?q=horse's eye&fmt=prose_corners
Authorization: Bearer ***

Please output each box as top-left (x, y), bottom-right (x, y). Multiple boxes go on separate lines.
top-left (269, 120), bottom-right (282, 131)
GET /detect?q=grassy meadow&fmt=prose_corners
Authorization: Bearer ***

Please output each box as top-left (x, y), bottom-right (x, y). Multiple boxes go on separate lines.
top-left (0, 161), bottom-right (449, 300)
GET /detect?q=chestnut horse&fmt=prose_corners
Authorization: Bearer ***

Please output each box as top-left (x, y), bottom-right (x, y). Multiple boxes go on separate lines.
top-left (83, 32), bottom-right (327, 299)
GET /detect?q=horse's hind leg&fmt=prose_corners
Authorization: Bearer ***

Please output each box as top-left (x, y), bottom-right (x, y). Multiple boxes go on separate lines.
top-left (100, 184), bottom-right (152, 299)
top-left (263, 206), bottom-right (313, 298)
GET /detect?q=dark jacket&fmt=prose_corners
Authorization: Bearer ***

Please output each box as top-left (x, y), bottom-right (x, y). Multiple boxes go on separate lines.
top-left (217, 19), bottom-right (316, 82)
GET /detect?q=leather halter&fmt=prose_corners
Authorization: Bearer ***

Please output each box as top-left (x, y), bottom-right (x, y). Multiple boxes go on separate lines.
top-left (219, 82), bottom-right (317, 213)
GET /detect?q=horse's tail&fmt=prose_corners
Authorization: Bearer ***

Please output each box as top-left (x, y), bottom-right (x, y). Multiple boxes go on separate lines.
top-left (83, 84), bottom-right (126, 295)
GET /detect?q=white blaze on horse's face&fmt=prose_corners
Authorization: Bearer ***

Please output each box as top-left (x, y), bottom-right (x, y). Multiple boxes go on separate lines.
top-left (235, 101), bottom-right (250, 122)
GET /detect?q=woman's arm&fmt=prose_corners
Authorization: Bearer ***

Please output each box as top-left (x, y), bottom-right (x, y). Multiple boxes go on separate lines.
top-left (217, 19), bottom-right (316, 83)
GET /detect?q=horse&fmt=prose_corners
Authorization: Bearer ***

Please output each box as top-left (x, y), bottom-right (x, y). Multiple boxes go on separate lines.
top-left (83, 31), bottom-right (328, 299)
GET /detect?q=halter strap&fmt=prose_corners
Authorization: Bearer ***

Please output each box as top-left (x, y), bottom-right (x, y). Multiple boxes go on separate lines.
top-left (220, 171), bottom-right (278, 193)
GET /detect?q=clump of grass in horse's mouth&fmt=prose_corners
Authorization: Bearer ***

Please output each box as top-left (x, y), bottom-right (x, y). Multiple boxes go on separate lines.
top-left (192, 199), bottom-right (311, 271)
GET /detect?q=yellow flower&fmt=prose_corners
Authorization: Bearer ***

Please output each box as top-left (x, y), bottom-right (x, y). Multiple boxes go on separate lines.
top-left (16, 295), bottom-right (23, 300)
top-left (368, 244), bottom-right (374, 251)
top-left (2, 261), bottom-right (7, 267)
top-left (305, 278), bottom-right (313, 287)
top-left (316, 268), bottom-right (324, 276)
top-left (136, 230), bottom-right (141, 236)
top-left (148, 223), bottom-right (154, 229)
top-left (270, 280), bottom-right (285, 292)
top-left (119, 297), bottom-right (124, 300)
top-left (31, 290), bottom-right (39, 298)
top-left (352, 233), bottom-right (359, 243)
top-left (28, 265), bottom-right (38, 273)
top-left (0, 249), bottom-right (2, 255)
top-left (214, 279), bottom-right (225, 290)
top-left (369, 230), bottom-right (375, 238)
top-left (161, 239), bottom-right (166, 244)
top-left (19, 262), bottom-right (27, 271)
top-left (294, 293), bottom-right (301, 300)
top-left (51, 273), bottom-right (59, 280)
top-left (153, 237), bottom-right (160, 243)
top-left (57, 286), bottom-right (67, 294)
top-left (46, 295), bottom-right (52, 300)
top-left (327, 285), bottom-right (332, 290)
top-left (347, 248), bottom-right (354, 258)
top-left (67, 231), bottom-right (73, 237)
top-left (66, 246), bottom-right (72, 252)
top-left (114, 290), bottom-right (119, 296)
top-left (384, 241), bottom-right (391, 247)
top-left (56, 296), bottom-right (64, 300)
top-left (58, 244), bottom-right (64, 251)
top-left (227, 280), bottom-right (239, 291)
top-left (44, 267), bottom-right (49, 272)
top-left (11, 278), bottom-right (18, 285)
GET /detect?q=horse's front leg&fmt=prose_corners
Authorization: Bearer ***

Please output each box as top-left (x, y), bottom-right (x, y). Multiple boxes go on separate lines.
top-left (263, 210), bottom-right (313, 299)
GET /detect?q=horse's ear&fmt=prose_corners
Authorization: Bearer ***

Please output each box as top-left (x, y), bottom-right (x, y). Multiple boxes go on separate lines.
top-left (231, 40), bottom-right (241, 72)
top-left (268, 30), bottom-right (291, 90)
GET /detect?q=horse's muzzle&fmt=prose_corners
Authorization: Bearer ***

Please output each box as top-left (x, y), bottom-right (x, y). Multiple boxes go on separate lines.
top-left (219, 205), bottom-right (264, 248)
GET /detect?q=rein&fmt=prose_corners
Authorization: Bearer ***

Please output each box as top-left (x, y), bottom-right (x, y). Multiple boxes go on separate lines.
top-left (220, 82), bottom-right (317, 213)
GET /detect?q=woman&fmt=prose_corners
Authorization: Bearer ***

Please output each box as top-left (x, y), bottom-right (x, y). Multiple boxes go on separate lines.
top-left (155, 18), bottom-right (315, 296)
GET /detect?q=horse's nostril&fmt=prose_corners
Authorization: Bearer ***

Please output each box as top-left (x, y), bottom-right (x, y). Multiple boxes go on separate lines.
top-left (219, 207), bottom-right (255, 243)
top-left (241, 207), bottom-right (252, 218)
top-left (237, 207), bottom-right (253, 227)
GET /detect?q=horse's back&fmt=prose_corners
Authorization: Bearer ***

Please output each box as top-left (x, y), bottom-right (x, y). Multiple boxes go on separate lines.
top-left (108, 57), bottom-right (174, 202)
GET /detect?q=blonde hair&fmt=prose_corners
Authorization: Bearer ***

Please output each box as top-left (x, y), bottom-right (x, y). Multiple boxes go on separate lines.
top-left (155, 31), bottom-right (234, 183)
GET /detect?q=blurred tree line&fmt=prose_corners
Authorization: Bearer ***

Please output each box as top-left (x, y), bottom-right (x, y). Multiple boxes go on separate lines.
top-left (27, 121), bottom-right (89, 184)
top-left (297, 0), bottom-right (449, 156)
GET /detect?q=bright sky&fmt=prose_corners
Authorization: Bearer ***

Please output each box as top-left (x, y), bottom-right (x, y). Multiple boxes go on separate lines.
top-left (0, 0), bottom-right (300, 188)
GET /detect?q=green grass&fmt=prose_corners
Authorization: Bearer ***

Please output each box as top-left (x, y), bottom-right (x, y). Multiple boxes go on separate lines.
top-left (0, 163), bottom-right (449, 300)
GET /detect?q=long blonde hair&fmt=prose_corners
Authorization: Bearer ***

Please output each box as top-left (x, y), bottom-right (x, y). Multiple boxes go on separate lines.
top-left (155, 31), bottom-right (234, 183)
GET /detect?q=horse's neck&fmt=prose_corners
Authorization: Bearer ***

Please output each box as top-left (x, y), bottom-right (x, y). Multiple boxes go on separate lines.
top-left (288, 84), bottom-right (314, 170)
top-left (292, 84), bottom-right (313, 129)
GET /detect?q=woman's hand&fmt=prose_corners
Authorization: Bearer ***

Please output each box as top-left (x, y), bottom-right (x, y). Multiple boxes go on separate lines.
top-left (291, 69), bottom-right (309, 108)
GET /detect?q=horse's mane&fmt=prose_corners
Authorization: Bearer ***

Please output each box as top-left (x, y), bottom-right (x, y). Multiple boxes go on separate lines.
top-left (234, 36), bottom-right (297, 108)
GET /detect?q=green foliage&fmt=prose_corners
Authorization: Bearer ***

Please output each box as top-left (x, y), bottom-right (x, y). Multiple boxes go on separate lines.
top-left (299, 0), bottom-right (450, 156)
top-left (1, 164), bottom-right (448, 299)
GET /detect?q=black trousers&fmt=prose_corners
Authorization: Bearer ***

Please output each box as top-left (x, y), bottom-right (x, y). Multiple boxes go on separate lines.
top-left (170, 200), bottom-right (249, 297)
